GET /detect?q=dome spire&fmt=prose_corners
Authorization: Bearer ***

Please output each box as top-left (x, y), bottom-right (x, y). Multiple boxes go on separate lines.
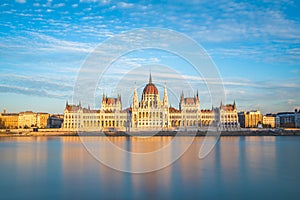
top-left (149, 72), bottom-right (152, 84)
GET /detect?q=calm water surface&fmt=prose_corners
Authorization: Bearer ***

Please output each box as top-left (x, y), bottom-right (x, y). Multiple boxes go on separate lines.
top-left (0, 136), bottom-right (300, 199)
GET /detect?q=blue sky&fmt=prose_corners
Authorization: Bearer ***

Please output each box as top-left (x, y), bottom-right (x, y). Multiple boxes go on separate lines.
top-left (0, 0), bottom-right (299, 114)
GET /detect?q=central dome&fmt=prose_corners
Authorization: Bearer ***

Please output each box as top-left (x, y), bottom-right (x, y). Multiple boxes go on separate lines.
top-left (143, 83), bottom-right (158, 94)
top-left (143, 73), bottom-right (158, 95)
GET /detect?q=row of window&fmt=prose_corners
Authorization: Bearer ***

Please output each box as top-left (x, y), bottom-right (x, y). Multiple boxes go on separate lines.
top-left (64, 120), bottom-right (127, 128)
top-left (65, 115), bottom-right (127, 120)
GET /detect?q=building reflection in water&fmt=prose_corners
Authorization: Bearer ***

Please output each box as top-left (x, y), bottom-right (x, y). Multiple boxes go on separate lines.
top-left (243, 136), bottom-right (276, 182)
top-left (1, 136), bottom-right (297, 199)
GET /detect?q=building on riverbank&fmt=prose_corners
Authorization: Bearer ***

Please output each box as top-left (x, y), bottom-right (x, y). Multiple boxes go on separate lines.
top-left (0, 110), bottom-right (51, 129)
top-left (47, 114), bottom-right (64, 128)
top-left (238, 110), bottom-right (263, 128)
top-left (63, 74), bottom-right (240, 131)
top-left (276, 112), bottom-right (296, 128)
top-left (263, 114), bottom-right (276, 128)
top-left (18, 111), bottom-right (50, 128)
top-left (0, 112), bottom-right (19, 129)
top-left (295, 109), bottom-right (300, 128)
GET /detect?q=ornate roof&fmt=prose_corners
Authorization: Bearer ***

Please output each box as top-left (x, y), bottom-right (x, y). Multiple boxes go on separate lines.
top-left (143, 83), bottom-right (158, 95)
top-left (65, 104), bottom-right (81, 112)
top-left (220, 105), bottom-right (235, 111)
top-left (169, 107), bottom-right (181, 113)
top-left (184, 97), bottom-right (197, 104)
top-left (143, 73), bottom-right (158, 95)
top-left (102, 94), bottom-right (121, 105)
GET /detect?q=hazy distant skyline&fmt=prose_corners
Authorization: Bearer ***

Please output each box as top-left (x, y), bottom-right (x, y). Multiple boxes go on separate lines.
top-left (0, 0), bottom-right (300, 114)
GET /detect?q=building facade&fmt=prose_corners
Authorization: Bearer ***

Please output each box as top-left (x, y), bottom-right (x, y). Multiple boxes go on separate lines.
top-left (37, 113), bottom-right (50, 128)
top-left (263, 114), bottom-right (276, 128)
top-left (63, 74), bottom-right (240, 131)
top-left (131, 75), bottom-right (170, 130)
top-left (0, 110), bottom-right (50, 129)
top-left (295, 109), bottom-right (300, 128)
top-left (0, 113), bottom-right (19, 129)
top-left (276, 112), bottom-right (295, 128)
top-left (47, 114), bottom-right (64, 128)
top-left (238, 110), bottom-right (263, 128)
top-left (218, 101), bottom-right (240, 129)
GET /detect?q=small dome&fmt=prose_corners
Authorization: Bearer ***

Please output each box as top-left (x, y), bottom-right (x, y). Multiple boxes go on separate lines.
top-left (143, 83), bottom-right (158, 95)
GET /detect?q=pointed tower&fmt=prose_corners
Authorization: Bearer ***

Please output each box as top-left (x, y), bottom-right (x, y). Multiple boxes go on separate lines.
top-left (195, 90), bottom-right (200, 110)
top-left (196, 90), bottom-right (199, 102)
top-left (233, 99), bottom-right (236, 110)
top-left (149, 72), bottom-right (152, 84)
top-left (102, 93), bottom-right (106, 107)
top-left (163, 83), bottom-right (169, 108)
top-left (180, 91), bottom-right (184, 102)
top-left (132, 83), bottom-right (139, 109)
top-left (179, 91), bottom-right (184, 111)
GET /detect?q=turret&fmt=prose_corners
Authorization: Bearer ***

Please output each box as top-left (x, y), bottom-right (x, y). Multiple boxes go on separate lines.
top-left (180, 91), bottom-right (184, 102)
top-left (196, 90), bottom-right (199, 102)
top-left (163, 83), bottom-right (169, 108)
top-left (132, 83), bottom-right (139, 109)
top-left (233, 99), bottom-right (236, 110)
top-left (149, 72), bottom-right (152, 84)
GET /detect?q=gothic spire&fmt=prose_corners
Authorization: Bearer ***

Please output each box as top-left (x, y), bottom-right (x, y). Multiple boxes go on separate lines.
top-left (149, 72), bottom-right (152, 84)
top-left (233, 99), bottom-right (236, 109)
top-left (163, 82), bottom-right (168, 107)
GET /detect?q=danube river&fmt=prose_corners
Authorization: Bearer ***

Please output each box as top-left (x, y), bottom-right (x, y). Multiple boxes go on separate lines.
top-left (0, 136), bottom-right (299, 199)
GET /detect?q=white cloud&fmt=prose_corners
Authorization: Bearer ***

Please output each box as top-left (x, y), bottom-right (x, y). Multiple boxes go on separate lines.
top-left (53, 3), bottom-right (65, 8)
top-left (117, 2), bottom-right (134, 8)
top-left (80, 0), bottom-right (111, 4)
top-left (15, 0), bottom-right (26, 3)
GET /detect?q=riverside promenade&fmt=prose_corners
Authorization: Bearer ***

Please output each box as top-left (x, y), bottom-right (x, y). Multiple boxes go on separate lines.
top-left (1, 128), bottom-right (300, 137)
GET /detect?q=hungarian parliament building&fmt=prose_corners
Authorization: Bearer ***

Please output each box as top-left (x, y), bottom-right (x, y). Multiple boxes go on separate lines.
top-left (63, 74), bottom-right (240, 131)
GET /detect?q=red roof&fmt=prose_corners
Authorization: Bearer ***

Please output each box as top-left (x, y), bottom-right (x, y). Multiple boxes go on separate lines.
top-left (221, 105), bottom-right (235, 111)
top-left (184, 98), bottom-right (196, 104)
top-left (169, 107), bottom-right (181, 113)
top-left (143, 83), bottom-right (158, 95)
top-left (65, 105), bottom-right (81, 112)
top-left (103, 97), bottom-right (120, 105)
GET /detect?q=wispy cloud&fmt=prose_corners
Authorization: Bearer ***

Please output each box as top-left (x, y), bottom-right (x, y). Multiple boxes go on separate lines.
top-left (117, 2), bottom-right (134, 9)
top-left (0, 74), bottom-right (74, 99)
top-left (1, 0), bottom-right (299, 112)
top-left (15, 0), bottom-right (26, 3)
top-left (53, 3), bottom-right (66, 8)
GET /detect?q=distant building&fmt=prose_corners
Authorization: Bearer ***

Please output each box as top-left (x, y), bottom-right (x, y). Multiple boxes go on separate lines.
top-left (238, 110), bottom-right (263, 128)
top-left (18, 111), bottom-right (37, 128)
top-left (218, 101), bottom-right (240, 129)
top-left (16, 111), bottom-right (50, 129)
top-left (263, 114), bottom-right (276, 128)
top-left (47, 115), bottom-right (64, 128)
top-left (294, 109), bottom-right (300, 128)
top-left (276, 112), bottom-right (295, 128)
top-left (0, 113), bottom-right (19, 129)
top-left (37, 113), bottom-right (50, 128)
